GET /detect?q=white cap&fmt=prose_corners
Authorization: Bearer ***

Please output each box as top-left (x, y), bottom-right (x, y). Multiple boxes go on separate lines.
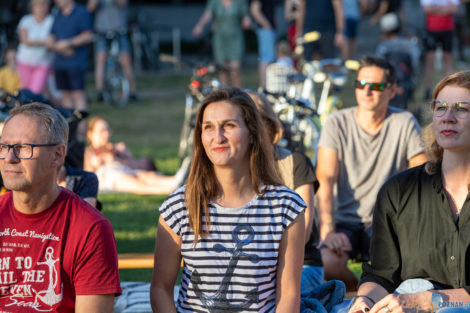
top-left (380, 13), bottom-right (400, 33)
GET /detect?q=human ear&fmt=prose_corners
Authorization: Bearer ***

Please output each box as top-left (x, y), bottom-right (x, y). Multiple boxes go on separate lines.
top-left (51, 144), bottom-right (67, 168)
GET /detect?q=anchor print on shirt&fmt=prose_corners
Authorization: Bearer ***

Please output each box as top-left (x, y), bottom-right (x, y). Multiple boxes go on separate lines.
top-left (34, 247), bottom-right (63, 307)
top-left (5, 246), bottom-right (62, 311)
top-left (191, 224), bottom-right (260, 312)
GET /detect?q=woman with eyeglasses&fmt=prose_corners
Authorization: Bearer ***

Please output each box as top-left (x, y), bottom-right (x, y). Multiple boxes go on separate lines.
top-left (348, 70), bottom-right (470, 313)
top-left (150, 88), bottom-right (305, 312)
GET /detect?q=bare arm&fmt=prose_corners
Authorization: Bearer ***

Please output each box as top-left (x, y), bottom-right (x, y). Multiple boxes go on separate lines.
top-left (408, 153), bottom-right (426, 168)
top-left (316, 147), bottom-right (351, 252)
top-left (250, 0), bottom-right (272, 29)
top-left (370, 0), bottom-right (388, 25)
top-left (192, 10), bottom-right (213, 37)
top-left (18, 28), bottom-right (47, 47)
top-left (275, 211), bottom-right (305, 313)
top-left (316, 147), bottom-right (338, 240)
top-left (331, 0), bottom-right (345, 47)
top-left (295, 184), bottom-right (315, 243)
top-left (369, 288), bottom-right (470, 313)
top-left (295, 0), bottom-right (306, 37)
top-left (150, 217), bottom-right (182, 313)
top-left (348, 282), bottom-right (389, 313)
top-left (75, 294), bottom-right (114, 313)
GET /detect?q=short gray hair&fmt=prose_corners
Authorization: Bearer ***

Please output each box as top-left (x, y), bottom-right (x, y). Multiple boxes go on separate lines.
top-left (5, 103), bottom-right (69, 145)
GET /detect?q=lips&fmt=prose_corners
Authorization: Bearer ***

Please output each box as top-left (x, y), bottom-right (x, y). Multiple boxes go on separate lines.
top-left (441, 130), bottom-right (457, 136)
top-left (213, 147), bottom-right (228, 152)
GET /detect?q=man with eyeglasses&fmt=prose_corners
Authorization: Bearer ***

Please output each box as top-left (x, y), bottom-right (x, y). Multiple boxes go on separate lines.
top-left (0, 103), bottom-right (121, 312)
top-left (315, 56), bottom-right (427, 291)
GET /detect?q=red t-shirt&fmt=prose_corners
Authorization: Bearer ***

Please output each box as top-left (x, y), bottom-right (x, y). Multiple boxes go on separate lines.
top-left (0, 189), bottom-right (121, 312)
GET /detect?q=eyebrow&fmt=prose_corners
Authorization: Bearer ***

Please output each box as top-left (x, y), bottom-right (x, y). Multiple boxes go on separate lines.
top-left (202, 119), bottom-right (240, 124)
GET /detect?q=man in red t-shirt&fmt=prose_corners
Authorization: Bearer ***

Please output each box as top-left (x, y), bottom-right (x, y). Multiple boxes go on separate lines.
top-left (420, 0), bottom-right (459, 100)
top-left (0, 103), bottom-right (121, 312)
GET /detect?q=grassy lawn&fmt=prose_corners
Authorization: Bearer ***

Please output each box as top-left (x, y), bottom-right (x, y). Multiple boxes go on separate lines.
top-left (96, 62), bottom-right (432, 282)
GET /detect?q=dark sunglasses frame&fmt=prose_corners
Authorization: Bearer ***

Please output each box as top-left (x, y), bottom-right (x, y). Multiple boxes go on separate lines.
top-left (355, 80), bottom-right (390, 91)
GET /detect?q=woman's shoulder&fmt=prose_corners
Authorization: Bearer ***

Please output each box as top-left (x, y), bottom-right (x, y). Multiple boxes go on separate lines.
top-left (262, 185), bottom-right (306, 208)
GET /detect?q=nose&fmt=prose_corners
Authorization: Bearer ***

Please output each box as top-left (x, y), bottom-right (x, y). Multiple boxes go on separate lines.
top-left (215, 126), bottom-right (226, 143)
top-left (441, 107), bottom-right (458, 122)
top-left (4, 147), bottom-right (19, 163)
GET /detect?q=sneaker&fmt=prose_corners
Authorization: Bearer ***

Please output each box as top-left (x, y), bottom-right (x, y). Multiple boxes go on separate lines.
top-left (129, 93), bottom-right (139, 102)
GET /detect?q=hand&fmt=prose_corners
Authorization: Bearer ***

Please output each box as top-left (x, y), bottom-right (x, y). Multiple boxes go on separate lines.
top-left (192, 25), bottom-right (203, 37)
top-left (322, 231), bottom-right (352, 254)
top-left (370, 293), bottom-right (430, 313)
top-left (334, 32), bottom-right (344, 48)
top-left (241, 16), bottom-right (251, 30)
top-left (349, 296), bottom-right (374, 313)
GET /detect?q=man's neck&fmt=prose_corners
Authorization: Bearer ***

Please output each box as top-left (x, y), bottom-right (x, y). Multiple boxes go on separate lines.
top-left (12, 185), bottom-right (62, 215)
top-left (62, 1), bottom-right (75, 15)
top-left (355, 105), bottom-right (388, 136)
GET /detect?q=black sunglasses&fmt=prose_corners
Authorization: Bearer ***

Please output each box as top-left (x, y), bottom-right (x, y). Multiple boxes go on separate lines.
top-left (355, 80), bottom-right (390, 91)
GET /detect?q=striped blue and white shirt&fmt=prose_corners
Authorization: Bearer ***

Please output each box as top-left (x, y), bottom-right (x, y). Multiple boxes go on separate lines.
top-left (159, 184), bottom-right (306, 313)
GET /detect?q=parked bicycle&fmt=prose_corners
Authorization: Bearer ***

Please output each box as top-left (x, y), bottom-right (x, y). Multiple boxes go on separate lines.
top-left (176, 61), bottom-right (225, 160)
top-left (264, 32), bottom-right (359, 164)
top-left (96, 31), bottom-right (130, 108)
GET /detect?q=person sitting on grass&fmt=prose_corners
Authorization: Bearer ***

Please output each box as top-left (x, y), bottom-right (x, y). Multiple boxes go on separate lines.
top-left (84, 116), bottom-right (190, 194)
top-left (347, 70), bottom-right (470, 313)
top-left (150, 88), bottom-right (305, 312)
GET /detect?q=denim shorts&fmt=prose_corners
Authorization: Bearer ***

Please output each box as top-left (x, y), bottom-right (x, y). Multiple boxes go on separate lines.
top-left (95, 33), bottom-right (131, 54)
top-left (344, 18), bottom-right (359, 39)
top-left (256, 28), bottom-right (276, 63)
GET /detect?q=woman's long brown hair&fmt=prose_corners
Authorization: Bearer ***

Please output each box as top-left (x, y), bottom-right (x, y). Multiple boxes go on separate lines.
top-left (184, 88), bottom-right (282, 245)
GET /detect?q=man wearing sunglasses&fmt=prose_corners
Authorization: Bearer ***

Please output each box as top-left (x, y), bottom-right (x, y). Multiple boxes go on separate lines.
top-left (315, 56), bottom-right (427, 291)
top-left (0, 103), bottom-right (121, 312)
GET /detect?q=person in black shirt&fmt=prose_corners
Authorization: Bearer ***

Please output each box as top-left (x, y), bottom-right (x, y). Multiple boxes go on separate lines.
top-left (348, 70), bottom-right (470, 313)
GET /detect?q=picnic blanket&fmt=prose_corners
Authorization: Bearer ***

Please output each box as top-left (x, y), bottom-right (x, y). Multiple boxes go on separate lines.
top-left (114, 282), bottom-right (180, 313)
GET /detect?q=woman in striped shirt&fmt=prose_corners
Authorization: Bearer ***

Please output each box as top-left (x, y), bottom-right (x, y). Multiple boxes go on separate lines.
top-left (150, 88), bottom-right (306, 312)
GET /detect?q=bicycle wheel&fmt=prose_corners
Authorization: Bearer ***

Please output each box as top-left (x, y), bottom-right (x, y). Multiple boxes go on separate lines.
top-left (299, 116), bottom-right (322, 166)
top-left (178, 94), bottom-right (197, 160)
top-left (107, 72), bottom-right (130, 108)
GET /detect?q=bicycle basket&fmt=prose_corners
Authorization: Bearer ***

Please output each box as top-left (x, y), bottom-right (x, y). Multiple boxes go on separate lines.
top-left (266, 63), bottom-right (295, 94)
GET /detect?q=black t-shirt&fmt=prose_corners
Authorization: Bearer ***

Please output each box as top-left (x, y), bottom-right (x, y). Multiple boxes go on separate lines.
top-left (251, 0), bottom-right (278, 29)
top-left (288, 151), bottom-right (322, 266)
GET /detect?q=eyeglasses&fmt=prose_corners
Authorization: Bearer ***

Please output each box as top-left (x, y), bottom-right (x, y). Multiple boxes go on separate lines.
top-left (431, 100), bottom-right (470, 119)
top-left (355, 80), bottom-right (390, 91)
top-left (0, 143), bottom-right (59, 160)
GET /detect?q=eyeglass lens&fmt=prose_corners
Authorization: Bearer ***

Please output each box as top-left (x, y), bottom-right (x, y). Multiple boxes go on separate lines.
top-left (432, 100), bottom-right (470, 119)
top-left (0, 144), bottom-right (33, 159)
top-left (355, 80), bottom-right (386, 91)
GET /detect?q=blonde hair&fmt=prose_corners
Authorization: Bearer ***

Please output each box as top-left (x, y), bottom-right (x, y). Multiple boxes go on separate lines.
top-left (185, 88), bottom-right (282, 246)
top-left (424, 70), bottom-right (470, 174)
top-left (30, 0), bottom-right (49, 8)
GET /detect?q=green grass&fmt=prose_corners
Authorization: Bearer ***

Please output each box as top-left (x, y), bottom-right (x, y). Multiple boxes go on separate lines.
top-left (96, 64), bottom-right (430, 283)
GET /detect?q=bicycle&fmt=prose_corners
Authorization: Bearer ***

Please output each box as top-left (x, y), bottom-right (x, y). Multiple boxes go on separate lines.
top-left (97, 31), bottom-right (131, 108)
top-left (176, 61), bottom-right (225, 161)
top-left (264, 32), bottom-right (358, 164)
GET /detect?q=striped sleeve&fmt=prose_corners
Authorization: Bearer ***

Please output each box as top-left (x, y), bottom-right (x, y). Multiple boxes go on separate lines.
top-left (158, 186), bottom-right (187, 237)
